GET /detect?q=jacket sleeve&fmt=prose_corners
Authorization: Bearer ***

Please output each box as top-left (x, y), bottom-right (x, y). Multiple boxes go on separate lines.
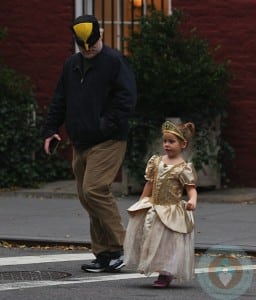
top-left (41, 71), bottom-right (66, 139)
top-left (99, 56), bottom-right (137, 137)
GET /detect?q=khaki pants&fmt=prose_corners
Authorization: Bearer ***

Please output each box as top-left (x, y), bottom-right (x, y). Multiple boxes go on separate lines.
top-left (72, 140), bottom-right (126, 255)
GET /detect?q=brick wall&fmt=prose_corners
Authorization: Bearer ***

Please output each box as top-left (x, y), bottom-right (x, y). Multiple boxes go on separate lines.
top-left (173, 0), bottom-right (256, 186)
top-left (0, 1), bottom-right (73, 110)
top-left (0, 0), bottom-right (74, 161)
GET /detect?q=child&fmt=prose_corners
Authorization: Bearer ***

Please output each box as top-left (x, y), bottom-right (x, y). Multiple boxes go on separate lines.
top-left (124, 120), bottom-right (197, 288)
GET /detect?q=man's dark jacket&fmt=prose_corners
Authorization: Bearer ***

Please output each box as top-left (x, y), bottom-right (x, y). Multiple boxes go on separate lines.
top-left (42, 45), bottom-right (137, 149)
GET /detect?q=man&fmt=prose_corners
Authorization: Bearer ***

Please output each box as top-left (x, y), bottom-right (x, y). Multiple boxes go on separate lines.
top-left (42, 15), bottom-right (137, 272)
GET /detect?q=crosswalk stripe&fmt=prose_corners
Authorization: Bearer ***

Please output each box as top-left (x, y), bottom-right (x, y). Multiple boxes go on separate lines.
top-left (0, 253), bottom-right (94, 266)
top-left (0, 253), bottom-right (255, 292)
top-left (1, 273), bottom-right (146, 291)
top-left (0, 266), bottom-right (255, 292)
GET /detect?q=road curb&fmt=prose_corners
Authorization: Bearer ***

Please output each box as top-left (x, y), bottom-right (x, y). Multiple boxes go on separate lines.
top-left (1, 238), bottom-right (255, 257)
top-left (2, 190), bottom-right (256, 204)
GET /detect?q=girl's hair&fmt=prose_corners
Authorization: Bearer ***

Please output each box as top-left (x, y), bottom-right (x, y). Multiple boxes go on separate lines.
top-left (177, 122), bottom-right (195, 142)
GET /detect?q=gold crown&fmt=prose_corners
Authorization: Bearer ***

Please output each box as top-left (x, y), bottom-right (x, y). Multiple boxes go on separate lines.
top-left (161, 121), bottom-right (186, 141)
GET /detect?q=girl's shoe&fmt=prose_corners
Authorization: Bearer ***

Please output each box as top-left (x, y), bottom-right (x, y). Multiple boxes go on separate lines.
top-left (152, 274), bottom-right (173, 288)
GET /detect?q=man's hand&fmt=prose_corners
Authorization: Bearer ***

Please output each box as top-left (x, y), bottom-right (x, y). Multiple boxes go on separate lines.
top-left (44, 134), bottom-right (61, 155)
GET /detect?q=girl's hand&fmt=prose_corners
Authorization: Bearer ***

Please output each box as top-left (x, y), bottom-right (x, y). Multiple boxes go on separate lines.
top-left (186, 200), bottom-right (196, 211)
top-left (185, 186), bottom-right (197, 211)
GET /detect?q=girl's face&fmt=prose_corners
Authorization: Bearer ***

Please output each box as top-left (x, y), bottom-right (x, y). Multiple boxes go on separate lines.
top-left (162, 132), bottom-right (187, 158)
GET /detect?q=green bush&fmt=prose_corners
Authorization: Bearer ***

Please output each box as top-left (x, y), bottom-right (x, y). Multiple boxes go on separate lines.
top-left (0, 65), bottom-right (73, 188)
top-left (0, 26), bottom-right (73, 188)
top-left (124, 9), bottom-right (232, 184)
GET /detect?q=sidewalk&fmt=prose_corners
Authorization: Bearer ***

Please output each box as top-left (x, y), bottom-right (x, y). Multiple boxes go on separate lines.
top-left (0, 180), bottom-right (256, 254)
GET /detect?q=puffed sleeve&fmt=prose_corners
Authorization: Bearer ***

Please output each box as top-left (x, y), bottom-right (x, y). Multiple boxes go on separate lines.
top-left (144, 155), bottom-right (158, 182)
top-left (179, 162), bottom-right (197, 186)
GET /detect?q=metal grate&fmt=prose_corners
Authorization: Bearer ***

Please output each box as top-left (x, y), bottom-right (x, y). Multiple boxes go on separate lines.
top-left (0, 271), bottom-right (72, 281)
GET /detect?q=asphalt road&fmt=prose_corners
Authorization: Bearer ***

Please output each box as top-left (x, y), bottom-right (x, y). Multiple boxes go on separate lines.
top-left (0, 246), bottom-right (255, 300)
top-left (0, 194), bottom-right (256, 253)
top-left (0, 187), bottom-right (255, 299)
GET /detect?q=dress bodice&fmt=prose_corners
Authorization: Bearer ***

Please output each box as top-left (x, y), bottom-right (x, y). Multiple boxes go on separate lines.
top-left (128, 155), bottom-right (197, 233)
top-left (145, 155), bottom-right (197, 205)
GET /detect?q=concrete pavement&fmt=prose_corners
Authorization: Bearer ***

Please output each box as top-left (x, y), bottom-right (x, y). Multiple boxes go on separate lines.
top-left (0, 180), bottom-right (256, 254)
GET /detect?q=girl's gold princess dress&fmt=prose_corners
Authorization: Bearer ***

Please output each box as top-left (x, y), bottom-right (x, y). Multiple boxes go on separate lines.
top-left (124, 155), bottom-right (197, 282)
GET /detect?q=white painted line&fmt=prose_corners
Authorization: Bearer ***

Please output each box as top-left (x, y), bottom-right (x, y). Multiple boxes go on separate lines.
top-left (0, 265), bottom-right (255, 292)
top-left (196, 264), bottom-right (256, 273)
top-left (0, 253), bottom-right (255, 271)
top-left (0, 253), bottom-right (94, 266)
top-left (0, 273), bottom-right (148, 291)
top-left (0, 254), bottom-right (255, 292)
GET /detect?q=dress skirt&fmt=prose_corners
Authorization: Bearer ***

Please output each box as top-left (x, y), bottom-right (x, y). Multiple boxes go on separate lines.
top-left (124, 207), bottom-right (195, 282)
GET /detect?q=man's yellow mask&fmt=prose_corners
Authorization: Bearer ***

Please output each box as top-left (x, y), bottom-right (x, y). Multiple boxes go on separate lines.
top-left (72, 15), bottom-right (100, 50)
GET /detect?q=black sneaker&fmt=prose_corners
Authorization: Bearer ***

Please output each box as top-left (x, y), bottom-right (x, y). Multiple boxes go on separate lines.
top-left (81, 251), bottom-right (125, 273)
top-left (106, 251), bottom-right (125, 272)
top-left (81, 253), bottom-right (111, 273)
